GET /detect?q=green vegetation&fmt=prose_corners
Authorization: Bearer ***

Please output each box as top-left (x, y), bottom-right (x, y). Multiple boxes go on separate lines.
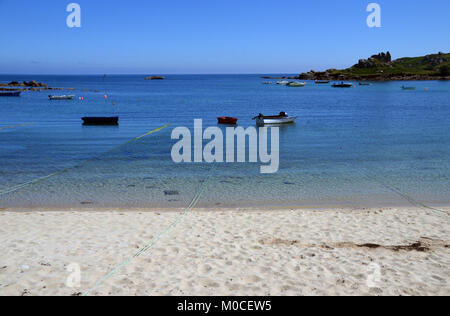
top-left (440, 65), bottom-right (450, 77)
top-left (300, 52), bottom-right (450, 80)
top-left (334, 52), bottom-right (450, 79)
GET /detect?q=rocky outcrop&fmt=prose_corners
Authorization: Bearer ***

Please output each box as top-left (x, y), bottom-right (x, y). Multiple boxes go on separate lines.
top-left (297, 51), bottom-right (449, 81)
top-left (145, 76), bottom-right (165, 80)
top-left (424, 52), bottom-right (448, 67)
top-left (0, 81), bottom-right (75, 91)
top-left (354, 51), bottom-right (392, 69)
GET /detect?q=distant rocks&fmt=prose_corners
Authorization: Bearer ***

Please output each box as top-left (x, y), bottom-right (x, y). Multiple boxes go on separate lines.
top-left (260, 75), bottom-right (301, 80)
top-left (354, 51), bottom-right (392, 69)
top-left (297, 51), bottom-right (450, 81)
top-left (145, 76), bottom-right (165, 80)
top-left (424, 52), bottom-right (448, 67)
top-left (0, 81), bottom-right (75, 91)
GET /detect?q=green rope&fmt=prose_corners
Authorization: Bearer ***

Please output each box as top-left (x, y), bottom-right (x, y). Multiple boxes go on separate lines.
top-left (82, 166), bottom-right (215, 296)
top-left (0, 124), bottom-right (171, 196)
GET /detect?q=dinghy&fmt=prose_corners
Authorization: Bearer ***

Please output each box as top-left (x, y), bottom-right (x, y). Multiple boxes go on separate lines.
top-left (253, 112), bottom-right (297, 126)
top-left (332, 82), bottom-right (353, 88)
top-left (315, 80), bottom-right (330, 84)
top-left (49, 95), bottom-right (75, 100)
top-left (0, 91), bottom-right (21, 97)
top-left (286, 81), bottom-right (306, 87)
top-left (82, 117), bottom-right (119, 125)
top-left (402, 86), bottom-right (416, 90)
top-left (217, 117), bottom-right (238, 125)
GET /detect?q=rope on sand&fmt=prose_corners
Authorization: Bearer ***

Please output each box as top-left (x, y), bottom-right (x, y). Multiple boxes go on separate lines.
top-left (0, 124), bottom-right (171, 196)
top-left (82, 166), bottom-right (215, 296)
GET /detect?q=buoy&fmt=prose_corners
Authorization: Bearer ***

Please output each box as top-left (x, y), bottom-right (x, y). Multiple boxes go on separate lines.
top-left (104, 95), bottom-right (108, 99)
top-left (79, 97), bottom-right (84, 100)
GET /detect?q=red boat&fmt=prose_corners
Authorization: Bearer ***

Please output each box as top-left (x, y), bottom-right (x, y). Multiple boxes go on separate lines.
top-left (217, 117), bottom-right (238, 125)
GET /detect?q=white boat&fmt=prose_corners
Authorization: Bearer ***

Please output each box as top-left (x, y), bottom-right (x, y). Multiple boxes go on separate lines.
top-left (49, 95), bottom-right (75, 100)
top-left (286, 81), bottom-right (306, 87)
top-left (276, 80), bottom-right (290, 86)
top-left (253, 112), bottom-right (297, 126)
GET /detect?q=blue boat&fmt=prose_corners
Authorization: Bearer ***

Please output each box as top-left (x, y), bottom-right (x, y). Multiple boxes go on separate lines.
top-left (0, 91), bottom-right (21, 97)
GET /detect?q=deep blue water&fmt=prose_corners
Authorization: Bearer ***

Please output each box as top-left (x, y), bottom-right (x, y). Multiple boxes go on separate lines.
top-left (0, 75), bottom-right (449, 208)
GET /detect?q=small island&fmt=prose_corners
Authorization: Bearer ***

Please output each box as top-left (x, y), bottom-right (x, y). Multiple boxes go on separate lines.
top-left (0, 81), bottom-right (73, 92)
top-left (145, 76), bottom-right (165, 80)
top-left (297, 52), bottom-right (450, 81)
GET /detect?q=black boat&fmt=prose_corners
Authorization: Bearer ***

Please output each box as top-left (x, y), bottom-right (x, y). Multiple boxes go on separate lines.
top-left (315, 80), bottom-right (330, 84)
top-left (82, 117), bottom-right (119, 125)
top-left (332, 82), bottom-right (353, 88)
top-left (0, 91), bottom-right (21, 97)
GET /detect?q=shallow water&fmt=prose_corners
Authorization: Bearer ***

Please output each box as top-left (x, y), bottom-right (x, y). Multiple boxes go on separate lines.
top-left (0, 75), bottom-right (449, 208)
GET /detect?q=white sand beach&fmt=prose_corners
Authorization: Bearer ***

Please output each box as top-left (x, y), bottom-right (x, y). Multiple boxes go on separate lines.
top-left (0, 206), bottom-right (449, 296)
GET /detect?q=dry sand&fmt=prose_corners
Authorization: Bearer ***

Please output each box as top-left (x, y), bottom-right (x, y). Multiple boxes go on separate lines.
top-left (0, 206), bottom-right (449, 296)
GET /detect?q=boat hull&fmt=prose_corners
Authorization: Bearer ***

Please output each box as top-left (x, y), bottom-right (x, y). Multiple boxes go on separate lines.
top-left (0, 91), bottom-right (21, 97)
top-left (286, 82), bottom-right (306, 87)
top-left (82, 117), bottom-right (119, 126)
top-left (332, 84), bottom-right (353, 88)
top-left (49, 95), bottom-right (75, 100)
top-left (217, 117), bottom-right (238, 125)
top-left (256, 117), bottom-right (297, 126)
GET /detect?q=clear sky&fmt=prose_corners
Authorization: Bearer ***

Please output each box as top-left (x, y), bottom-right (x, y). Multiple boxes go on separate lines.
top-left (0, 0), bottom-right (449, 74)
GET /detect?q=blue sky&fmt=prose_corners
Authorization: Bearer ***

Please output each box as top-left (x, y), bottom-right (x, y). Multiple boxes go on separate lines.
top-left (0, 0), bottom-right (449, 74)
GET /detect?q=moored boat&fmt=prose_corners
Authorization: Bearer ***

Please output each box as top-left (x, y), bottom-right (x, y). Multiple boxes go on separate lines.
top-left (402, 86), bottom-right (416, 90)
top-left (49, 95), bottom-right (75, 100)
top-left (276, 80), bottom-right (290, 86)
top-left (332, 82), bottom-right (353, 88)
top-left (315, 80), bottom-right (330, 84)
top-left (82, 117), bottom-right (119, 125)
top-left (0, 91), bottom-right (21, 97)
top-left (286, 81), bottom-right (306, 87)
top-left (253, 112), bottom-right (297, 126)
top-left (217, 117), bottom-right (238, 125)
top-left (359, 82), bottom-right (372, 86)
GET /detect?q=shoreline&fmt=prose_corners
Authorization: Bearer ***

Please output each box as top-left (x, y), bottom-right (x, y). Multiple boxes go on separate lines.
top-left (2, 200), bottom-right (450, 213)
top-left (1, 206), bottom-right (449, 296)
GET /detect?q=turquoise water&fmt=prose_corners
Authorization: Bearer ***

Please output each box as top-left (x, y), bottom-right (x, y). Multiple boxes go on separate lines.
top-left (0, 75), bottom-right (449, 208)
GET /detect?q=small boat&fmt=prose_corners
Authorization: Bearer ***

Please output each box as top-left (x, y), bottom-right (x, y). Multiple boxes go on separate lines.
top-left (286, 81), bottom-right (306, 87)
top-left (82, 117), bottom-right (119, 126)
top-left (315, 80), bottom-right (330, 84)
top-left (402, 86), bottom-right (416, 90)
top-left (0, 91), bottom-right (21, 97)
top-left (217, 117), bottom-right (238, 125)
top-left (253, 112), bottom-right (297, 126)
top-left (276, 80), bottom-right (290, 86)
top-left (332, 82), bottom-right (353, 88)
top-left (359, 82), bottom-right (372, 86)
top-left (49, 95), bottom-right (75, 100)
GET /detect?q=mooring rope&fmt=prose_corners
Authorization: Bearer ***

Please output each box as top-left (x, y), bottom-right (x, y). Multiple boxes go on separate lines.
top-left (360, 167), bottom-right (449, 217)
top-left (0, 124), bottom-right (171, 196)
top-left (0, 122), bottom-right (36, 130)
top-left (82, 165), bottom-right (215, 296)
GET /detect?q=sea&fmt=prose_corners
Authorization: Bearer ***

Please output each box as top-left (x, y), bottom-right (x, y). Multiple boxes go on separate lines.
top-left (0, 74), bottom-right (449, 209)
